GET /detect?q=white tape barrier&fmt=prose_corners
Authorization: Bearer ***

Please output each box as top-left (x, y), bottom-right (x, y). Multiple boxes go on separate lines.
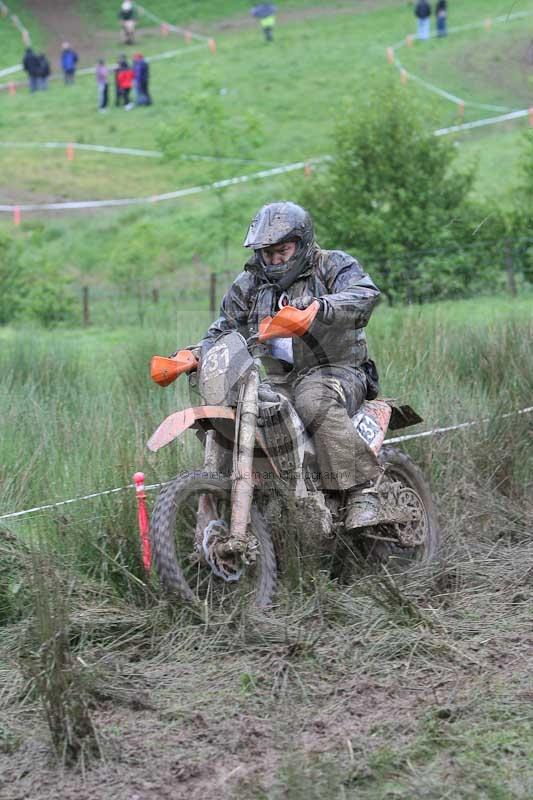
top-left (1, 406), bottom-right (531, 522)
top-left (0, 141), bottom-right (280, 165)
top-left (434, 109), bottom-right (530, 137)
top-left (0, 157), bottom-right (328, 212)
top-left (138, 3), bottom-right (210, 43)
top-left (389, 10), bottom-right (533, 113)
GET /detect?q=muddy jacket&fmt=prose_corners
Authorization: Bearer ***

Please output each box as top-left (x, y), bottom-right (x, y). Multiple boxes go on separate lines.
top-left (202, 245), bottom-right (380, 378)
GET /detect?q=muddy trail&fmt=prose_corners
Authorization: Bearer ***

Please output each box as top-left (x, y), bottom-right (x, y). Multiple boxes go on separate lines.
top-left (1, 480), bottom-right (532, 800)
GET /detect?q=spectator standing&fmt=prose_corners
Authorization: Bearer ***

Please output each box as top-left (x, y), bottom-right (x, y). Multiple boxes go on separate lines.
top-left (96, 59), bottom-right (109, 112)
top-left (22, 47), bottom-right (39, 92)
top-left (116, 59), bottom-right (134, 108)
top-left (114, 54), bottom-right (128, 105)
top-left (414, 0), bottom-right (432, 40)
top-left (119, 1), bottom-right (137, 45)
top-left (133, 53), bottom-right (152, 106)
top-left (436, 0), bottom-right (447, 37)
top-left (250, 5), bottom-right (277, 43)
top-left (60, 42), bottom-right (79, 84)
top-left (36, 53), bottom-right (51, 90)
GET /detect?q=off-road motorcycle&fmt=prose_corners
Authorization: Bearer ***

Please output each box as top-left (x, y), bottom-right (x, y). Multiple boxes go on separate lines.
top-left (147, 302), bottom-right (440, 609)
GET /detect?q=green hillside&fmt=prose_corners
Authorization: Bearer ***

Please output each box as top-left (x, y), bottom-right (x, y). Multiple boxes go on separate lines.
top-left (0, 0), bottom-right (532, 288)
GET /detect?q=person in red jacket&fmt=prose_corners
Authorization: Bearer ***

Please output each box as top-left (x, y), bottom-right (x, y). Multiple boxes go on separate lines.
top-left (116, 59), bottom-right (134, 108)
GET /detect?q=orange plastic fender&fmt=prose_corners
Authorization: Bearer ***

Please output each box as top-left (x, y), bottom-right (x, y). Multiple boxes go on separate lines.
top-left (150, 350), bottom-right (198, 387)
top-left (147, 406), bottom-right (236, 451)
top-left (258, 301), bottom-right (320, 342)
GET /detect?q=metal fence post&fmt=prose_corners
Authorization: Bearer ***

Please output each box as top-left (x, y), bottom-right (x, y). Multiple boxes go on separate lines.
top-left (504, 239), bottom-right (517, 297)
top-left (82, 286), bottom-right (90, 326)
top-left (209, 273), bottom-right (217, 314)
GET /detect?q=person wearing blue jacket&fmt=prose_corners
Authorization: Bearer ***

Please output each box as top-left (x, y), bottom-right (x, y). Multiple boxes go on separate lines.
top-left (133, 53), bottom-right (152, 106)
top-left (60, 43), bottom-right (79, 85)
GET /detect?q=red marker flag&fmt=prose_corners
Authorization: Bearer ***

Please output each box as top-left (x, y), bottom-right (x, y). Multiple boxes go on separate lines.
top-left (133, 472), bottom-right (151, 571)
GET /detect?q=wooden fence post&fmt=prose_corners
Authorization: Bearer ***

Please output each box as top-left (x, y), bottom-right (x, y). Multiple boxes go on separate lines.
top-left (82, 286), bottom-right (90, 326)
top-left (504, 240), bottom-right (517, 297)
top-left (209, 273), bottom-right (217, 314)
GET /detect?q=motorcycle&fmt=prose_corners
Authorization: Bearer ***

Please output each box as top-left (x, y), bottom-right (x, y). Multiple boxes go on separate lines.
top-left (147, 302), bottom-right (440, 609)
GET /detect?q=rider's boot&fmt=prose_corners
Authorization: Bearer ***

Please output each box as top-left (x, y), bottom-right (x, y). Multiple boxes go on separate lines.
top-left (345, 480), bottom-right (380, 529)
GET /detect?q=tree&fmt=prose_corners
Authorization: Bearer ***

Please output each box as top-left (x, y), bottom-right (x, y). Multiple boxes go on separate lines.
top-left (299, 80), bottom-right (478, 303)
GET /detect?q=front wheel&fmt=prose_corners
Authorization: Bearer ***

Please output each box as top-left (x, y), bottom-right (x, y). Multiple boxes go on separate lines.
top-left (150, 470), bottom-right (277, 610)
top-left (359, 446), bottom-right (441, 566)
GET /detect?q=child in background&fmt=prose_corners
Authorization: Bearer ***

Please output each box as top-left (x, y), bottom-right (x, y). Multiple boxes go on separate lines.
top-left (96, 59), bottom-right (108, 111)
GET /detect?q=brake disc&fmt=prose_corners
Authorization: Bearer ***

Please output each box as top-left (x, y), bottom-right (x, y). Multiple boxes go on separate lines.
top-left (392, 487), bottom-right (427, 547)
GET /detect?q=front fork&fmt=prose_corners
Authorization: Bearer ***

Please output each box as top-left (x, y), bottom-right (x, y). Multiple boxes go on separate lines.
top-left (228, 362), bottom-right (261, 550)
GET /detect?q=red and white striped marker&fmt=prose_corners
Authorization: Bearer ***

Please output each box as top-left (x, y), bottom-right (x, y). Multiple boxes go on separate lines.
top-left (133, 472), bottom-right (151, 571)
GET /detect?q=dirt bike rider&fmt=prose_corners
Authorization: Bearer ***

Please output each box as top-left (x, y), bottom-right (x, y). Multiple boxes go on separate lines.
top-left (197, 201), bottom-right (383, 529)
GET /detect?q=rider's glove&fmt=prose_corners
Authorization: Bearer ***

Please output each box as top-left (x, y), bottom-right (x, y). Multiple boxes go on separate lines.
top-left (290, 296), bottom-right (335, 326)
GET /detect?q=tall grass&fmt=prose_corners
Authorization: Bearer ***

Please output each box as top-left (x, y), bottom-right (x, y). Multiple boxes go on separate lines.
top-left (0, 296), bottom-right (531, 598)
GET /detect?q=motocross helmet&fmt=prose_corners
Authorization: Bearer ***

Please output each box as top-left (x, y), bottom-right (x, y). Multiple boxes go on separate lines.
top-left (243, 201), bottom-right (315, 284)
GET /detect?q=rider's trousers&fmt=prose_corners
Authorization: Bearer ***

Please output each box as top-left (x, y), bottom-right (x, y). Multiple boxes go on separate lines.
top-left (290, 365), bottom-right (381, 491)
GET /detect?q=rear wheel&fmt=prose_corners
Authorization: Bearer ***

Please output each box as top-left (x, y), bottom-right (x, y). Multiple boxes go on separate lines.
top-left (150, 470), bottom-right (277, 610)
top-left (358, 446), bottom-right (440, 566)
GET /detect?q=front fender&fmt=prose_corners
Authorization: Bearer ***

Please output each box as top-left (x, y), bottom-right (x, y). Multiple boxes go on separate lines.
top-left (147, 406), bottom-right (236, 452)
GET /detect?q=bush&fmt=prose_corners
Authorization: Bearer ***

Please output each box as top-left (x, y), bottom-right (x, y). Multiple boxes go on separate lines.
top-left (0, 229), bottom-right (75, 327)
top-left (297, 80), bottom-right (515, 303)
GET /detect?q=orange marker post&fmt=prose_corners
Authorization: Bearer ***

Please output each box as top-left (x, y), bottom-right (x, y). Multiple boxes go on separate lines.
top-left (133, 472), bottom-right (151, 572)
top-left (13, 206), bottom-right (21, 226)
top-left (406, 34), bottom-right (414, 47)
top-left (184, 30), bottom-right (192, 44)
top-left (484, 18), bottom-right (492, 33)
top-left (8, 82), bottom-right (16, 96)
top-left (400, 68), bottom-right (408, 86)
top-left (67, 142), bottom-right (74, 162)
top-left (458, 100), bottom-right (465, 118)
top-left (160, 22), bottom-right (169, 36)
top-left (529, 108), bottom-right (533, 128)
top-left (208, 38), bottom-right (216, 54)
top-left (386, 47), bottom-right (394, 65)
top-left (304, 162), bottom-right (313, 177)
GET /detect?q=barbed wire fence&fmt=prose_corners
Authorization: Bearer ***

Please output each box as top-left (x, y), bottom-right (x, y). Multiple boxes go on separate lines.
top-left (73, 236), bottom-right (532, 327)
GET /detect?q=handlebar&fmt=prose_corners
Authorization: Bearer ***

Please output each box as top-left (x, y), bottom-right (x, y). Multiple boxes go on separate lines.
top-left (151, 303), bottom-right (319, 387)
